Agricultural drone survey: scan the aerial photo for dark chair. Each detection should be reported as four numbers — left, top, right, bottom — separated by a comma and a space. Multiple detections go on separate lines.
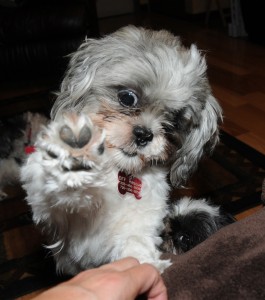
0, 0, 99, 116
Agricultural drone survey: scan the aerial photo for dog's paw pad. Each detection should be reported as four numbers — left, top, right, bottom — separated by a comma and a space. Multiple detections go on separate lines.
79, 125, 92, 148
59, 125, 76, 147
59, 125, 92, 149
40, 112, 106, 173
38, 111, 106, 174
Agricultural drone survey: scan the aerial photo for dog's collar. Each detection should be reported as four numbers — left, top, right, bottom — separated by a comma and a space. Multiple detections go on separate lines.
24, 124, 36, 154
118, 171, 142, 200
25, 145, 36, 154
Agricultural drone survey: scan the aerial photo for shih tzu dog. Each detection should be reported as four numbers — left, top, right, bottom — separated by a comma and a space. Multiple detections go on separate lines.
0, 112, 48, 200
161, 197, 235, 254
21, 26, 232, 275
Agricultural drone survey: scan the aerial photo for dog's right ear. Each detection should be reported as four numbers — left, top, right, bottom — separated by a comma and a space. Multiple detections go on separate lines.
51, 37, 107, 120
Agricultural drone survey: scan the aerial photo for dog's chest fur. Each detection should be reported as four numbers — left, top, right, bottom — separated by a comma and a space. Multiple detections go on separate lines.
45, 166, 169, 271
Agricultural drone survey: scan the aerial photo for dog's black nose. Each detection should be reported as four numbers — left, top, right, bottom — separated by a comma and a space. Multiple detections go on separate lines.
133, 126, 153, 147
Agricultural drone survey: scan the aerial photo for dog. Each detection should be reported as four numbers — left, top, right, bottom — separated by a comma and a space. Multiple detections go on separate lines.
21, 26, 229, 275
0, 112, 48, 200
161, 197, 235, 254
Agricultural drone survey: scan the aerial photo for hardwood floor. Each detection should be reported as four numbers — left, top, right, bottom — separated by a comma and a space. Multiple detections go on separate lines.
98, 11, 265, 155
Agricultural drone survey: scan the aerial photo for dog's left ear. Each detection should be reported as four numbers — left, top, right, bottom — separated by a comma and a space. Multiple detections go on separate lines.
170, 94, 222, 187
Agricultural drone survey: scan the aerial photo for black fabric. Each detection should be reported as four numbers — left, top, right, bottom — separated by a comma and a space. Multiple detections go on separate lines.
0, 3, 89, 42
0, 37, 84, 79
0, 0, 99, 81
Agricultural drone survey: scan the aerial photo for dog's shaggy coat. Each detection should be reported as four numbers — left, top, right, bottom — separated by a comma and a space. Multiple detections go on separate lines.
21, 26, 223, 274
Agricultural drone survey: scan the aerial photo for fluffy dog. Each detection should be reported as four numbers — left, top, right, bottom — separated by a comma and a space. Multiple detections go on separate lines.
161, 197, 235, 254
21, 26, 226, 274
0, 112, 48, 200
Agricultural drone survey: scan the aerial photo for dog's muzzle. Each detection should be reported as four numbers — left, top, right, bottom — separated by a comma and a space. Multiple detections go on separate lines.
133, 125, 153, 147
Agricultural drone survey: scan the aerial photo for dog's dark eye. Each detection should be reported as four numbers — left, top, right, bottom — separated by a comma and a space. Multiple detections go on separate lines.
178, 234, 191, 252
118, 90, 138, 107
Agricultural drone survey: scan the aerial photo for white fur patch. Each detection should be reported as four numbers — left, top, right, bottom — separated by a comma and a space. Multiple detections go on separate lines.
172, 197, 220, 218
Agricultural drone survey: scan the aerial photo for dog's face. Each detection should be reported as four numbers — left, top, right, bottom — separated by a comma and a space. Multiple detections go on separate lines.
160, 198, 235, 254
52, 26, 222, 187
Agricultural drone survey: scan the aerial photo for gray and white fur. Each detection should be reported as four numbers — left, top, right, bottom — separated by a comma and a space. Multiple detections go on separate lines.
21, 26, 226, 275
161, 197, 235, 254
0, 112, 48, 200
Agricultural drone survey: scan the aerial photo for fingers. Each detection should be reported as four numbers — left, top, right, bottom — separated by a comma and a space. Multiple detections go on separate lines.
69, 257, 140, 284
59, 258, 168, 300
100, 257, 140, 272
126, 263, 167, 300
101, 260, 167, 300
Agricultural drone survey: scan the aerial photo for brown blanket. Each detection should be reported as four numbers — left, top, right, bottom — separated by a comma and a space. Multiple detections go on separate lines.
162, 207, 265, 299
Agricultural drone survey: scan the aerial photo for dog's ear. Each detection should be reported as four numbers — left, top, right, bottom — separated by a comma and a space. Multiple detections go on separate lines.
170, 94, 222, 187
51, 37, 108, 119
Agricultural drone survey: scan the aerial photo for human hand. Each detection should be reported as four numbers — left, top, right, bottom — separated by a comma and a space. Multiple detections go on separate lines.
33, 257, 168, 300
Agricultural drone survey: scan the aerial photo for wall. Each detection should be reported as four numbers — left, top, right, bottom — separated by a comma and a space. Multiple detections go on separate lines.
96, 0, 134, 18
185, 0, 230, 14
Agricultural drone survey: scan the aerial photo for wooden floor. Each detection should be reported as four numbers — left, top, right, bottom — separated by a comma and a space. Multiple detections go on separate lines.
98, 11, 265, 155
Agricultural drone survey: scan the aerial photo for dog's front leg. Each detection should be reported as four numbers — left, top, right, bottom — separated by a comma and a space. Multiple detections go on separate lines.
115, 236, 172, 273
21, 112, 107, 221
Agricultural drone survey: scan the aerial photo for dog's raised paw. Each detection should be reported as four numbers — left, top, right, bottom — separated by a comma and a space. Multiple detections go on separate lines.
21, 112, 107, 211
37, 112, 106, 172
